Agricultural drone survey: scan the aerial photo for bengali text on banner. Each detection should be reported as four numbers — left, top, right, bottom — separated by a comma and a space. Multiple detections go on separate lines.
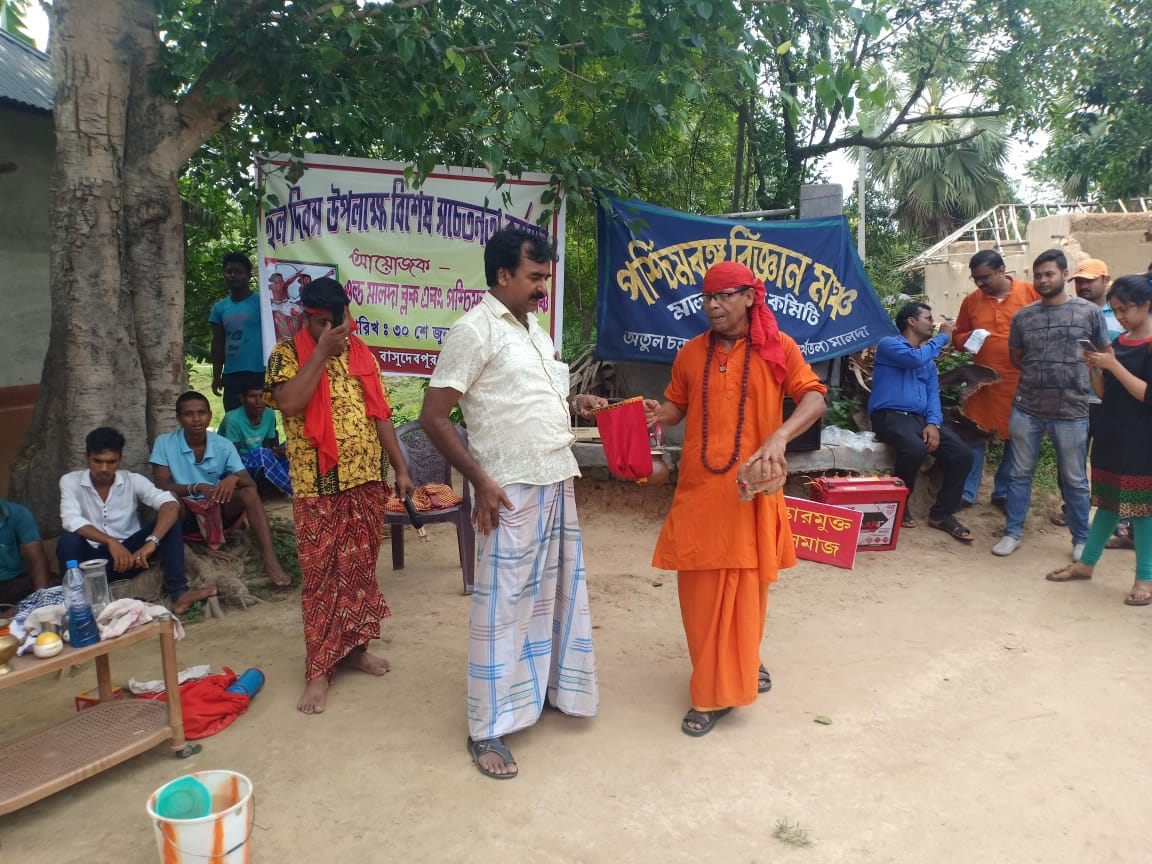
595, 192, 896, 364
783, 496, 863, 569
256, 153, 566, 374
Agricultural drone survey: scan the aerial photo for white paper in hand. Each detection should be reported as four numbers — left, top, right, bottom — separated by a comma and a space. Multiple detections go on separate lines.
964, 329, 990, 353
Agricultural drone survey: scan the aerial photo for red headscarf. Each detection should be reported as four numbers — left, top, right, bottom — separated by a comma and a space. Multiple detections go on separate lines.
702, 261, 787, 383
294, 312, 391, 475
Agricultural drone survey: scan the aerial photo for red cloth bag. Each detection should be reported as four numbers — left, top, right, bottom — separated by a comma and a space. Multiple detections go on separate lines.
594, 397, 654, 481
153, 667, 251, 740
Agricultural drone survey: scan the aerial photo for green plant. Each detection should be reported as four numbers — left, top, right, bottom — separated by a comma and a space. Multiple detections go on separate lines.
774, 819, 813, 848
986, 438, 1060, 493
825, 392, 862, 431
935, 348, 973, 407
269, 516, 302, 587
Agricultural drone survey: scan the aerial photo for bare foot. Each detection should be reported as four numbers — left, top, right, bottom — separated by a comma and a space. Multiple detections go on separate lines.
297, 677, 329, 714
267, 564, 292, 587
172, 586, 218, 615
339, 645, 391, 676
1045, 563, 1094, 582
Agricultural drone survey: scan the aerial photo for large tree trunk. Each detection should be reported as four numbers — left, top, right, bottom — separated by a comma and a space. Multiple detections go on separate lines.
9, 0, 219, 531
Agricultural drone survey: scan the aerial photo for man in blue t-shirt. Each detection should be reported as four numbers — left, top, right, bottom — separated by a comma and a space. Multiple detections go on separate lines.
870, 302, 975, 543
210, 252, 265, 411
0, 499, 51, 606
217, 386, 293, 496
150, 391, 291, 586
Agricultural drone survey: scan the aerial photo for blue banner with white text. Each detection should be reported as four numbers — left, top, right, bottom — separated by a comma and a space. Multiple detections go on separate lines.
595, 193, 896, 364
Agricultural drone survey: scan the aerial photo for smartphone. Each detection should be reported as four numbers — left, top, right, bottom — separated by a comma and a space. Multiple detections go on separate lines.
1078, 339, 1099, 353
331, 304, 344, 327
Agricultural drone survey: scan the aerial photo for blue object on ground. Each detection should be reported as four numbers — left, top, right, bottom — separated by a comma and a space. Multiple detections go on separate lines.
226, 668, 265, 699
155, 775, 212, 820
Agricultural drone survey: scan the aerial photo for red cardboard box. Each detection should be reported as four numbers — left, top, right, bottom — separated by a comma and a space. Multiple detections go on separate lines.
75, 686, 125, 712
809, 476, 909, 551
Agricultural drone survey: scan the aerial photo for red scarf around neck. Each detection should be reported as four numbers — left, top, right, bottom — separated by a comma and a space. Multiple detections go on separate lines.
293, 326, 390, 475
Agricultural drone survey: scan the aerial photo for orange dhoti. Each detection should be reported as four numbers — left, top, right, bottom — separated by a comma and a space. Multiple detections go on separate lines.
678, 568, 770, 710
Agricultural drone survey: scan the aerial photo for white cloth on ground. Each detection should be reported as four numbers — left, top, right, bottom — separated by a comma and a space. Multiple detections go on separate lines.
128, 665, 212, 695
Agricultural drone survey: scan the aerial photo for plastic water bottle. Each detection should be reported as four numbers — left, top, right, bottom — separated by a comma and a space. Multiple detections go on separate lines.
226, 668, 265, 699
64, 560, 101, 647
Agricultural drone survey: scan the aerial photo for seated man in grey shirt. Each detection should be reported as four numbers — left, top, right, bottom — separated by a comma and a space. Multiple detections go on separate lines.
993, 249, 1108, 559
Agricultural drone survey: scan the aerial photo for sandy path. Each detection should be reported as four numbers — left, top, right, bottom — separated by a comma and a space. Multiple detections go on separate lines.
2, 481, 1149, 863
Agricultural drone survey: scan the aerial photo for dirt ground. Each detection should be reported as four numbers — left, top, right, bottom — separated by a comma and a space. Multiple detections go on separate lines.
3, 479, 1151, 863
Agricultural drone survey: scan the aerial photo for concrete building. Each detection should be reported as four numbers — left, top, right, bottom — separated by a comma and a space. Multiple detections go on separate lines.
905, 205, 1152, 319
0, 31, 52, 494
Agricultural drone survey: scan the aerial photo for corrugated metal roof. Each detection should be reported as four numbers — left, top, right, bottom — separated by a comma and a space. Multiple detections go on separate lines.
0, 29, 51, 113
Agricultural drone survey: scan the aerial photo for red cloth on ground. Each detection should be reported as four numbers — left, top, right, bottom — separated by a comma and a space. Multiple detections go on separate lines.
702, 261, 787, 384
594, 398, 654, 480
293, 326, 391, 475
155, 668, 250, 740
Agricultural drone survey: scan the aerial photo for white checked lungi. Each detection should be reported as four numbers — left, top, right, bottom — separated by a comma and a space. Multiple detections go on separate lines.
467, 479, 599, 740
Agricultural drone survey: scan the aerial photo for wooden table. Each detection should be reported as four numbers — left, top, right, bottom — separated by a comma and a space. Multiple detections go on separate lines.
0, 617, 192, 816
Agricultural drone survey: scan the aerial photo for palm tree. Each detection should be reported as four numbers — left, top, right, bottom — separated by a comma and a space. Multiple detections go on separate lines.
863, 83, 1011, 242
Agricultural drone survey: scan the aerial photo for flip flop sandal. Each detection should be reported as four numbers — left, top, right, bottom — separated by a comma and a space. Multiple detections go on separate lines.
1049, 512, 1068, 527
682, 707, 732, 737
758, 665, 773, 694
928, 515, 974, 542
466, 736, 518, 779
1045, 567, 1091, 582
901, 516, 917, 529
1124, 589, 1152, 607
1106, 534, 1135, 550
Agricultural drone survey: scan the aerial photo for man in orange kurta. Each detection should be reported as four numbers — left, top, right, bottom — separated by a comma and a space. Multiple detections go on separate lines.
645, 262, 827, 737
952, 250, 1039, 507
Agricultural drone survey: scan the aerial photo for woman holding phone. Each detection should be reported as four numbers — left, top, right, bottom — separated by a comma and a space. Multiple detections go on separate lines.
1045, 274, 1152, 604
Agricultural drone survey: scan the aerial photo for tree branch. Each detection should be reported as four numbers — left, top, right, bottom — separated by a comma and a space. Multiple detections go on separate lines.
172, 53, 244, 167
798, 123, 992, 159
899, 110, 1001, 126
459, 32, 647, 56
301, 0, 438, 26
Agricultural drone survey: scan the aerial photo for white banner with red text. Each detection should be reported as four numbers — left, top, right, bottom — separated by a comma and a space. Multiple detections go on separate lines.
256, 153, 566, 374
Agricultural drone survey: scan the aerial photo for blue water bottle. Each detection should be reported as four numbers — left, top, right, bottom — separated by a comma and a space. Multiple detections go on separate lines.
226, 668, 265, 698
64, 560, 101, 647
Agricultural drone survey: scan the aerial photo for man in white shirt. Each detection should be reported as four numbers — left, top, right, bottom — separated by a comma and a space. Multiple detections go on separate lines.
58, 427, 217, 615
421, 227, 607, 780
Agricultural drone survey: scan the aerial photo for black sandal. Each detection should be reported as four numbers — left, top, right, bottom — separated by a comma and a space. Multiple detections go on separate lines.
681, 707, 732, 737
758, 664, 772, 694
466, 736, 518, 779
929, 514, 974, 543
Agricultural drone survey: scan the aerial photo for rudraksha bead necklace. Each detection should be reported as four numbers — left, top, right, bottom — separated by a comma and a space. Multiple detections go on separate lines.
701, 331, 751, 474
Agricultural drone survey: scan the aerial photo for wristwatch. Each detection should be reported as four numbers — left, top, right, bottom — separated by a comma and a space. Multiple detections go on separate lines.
146, 534, 161, 546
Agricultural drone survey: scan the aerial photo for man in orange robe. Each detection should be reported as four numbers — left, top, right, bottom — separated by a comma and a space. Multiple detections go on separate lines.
644, 261, 826, 737
952, 250, 1039, 508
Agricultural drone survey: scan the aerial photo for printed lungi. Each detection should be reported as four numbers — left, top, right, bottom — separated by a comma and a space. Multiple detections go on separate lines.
294, 480, 391, 681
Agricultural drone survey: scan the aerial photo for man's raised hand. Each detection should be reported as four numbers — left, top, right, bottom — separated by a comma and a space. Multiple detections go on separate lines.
316, 319, 351, 360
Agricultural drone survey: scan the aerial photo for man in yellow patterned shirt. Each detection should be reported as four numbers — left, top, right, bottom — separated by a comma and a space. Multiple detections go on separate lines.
266, 277, 414, 715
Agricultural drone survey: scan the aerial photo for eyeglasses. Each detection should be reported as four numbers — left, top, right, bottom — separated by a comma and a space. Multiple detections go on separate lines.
702, 287, 750, 303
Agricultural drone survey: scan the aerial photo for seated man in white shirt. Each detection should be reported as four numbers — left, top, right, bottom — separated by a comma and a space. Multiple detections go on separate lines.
57, 426, 217, 615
